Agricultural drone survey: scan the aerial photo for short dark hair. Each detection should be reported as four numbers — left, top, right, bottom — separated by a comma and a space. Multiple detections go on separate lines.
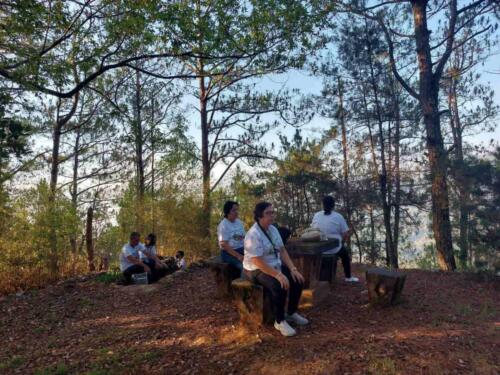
223, 200, 239, 218
176, 250, 184, 258
323, 196, 335, 215
254, 201, 272, 222
146, 233, 156, 246
130, 231, 140, 240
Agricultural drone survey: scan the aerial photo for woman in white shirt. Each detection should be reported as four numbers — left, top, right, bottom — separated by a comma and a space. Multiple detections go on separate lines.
244, 202, 309, 337
217, 201, 246, 271
142, 233, 167, 281
311, 196, 359, 282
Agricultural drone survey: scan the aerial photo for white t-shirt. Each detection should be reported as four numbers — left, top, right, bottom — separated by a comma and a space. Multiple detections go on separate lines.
176, 258, 187, 270
140, 245, 157, 260
243, 223, 284, 271
311, 210, 349, 254
119, 242, 146, 271
217, 218, 246, 250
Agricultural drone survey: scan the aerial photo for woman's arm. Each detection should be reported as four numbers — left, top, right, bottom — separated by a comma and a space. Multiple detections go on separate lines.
279, 247, 305, 284
126, 255, 151, 273
253, 256, 290, 290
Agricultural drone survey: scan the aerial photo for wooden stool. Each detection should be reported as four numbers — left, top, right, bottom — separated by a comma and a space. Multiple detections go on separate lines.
231, 278, 274, 327
207, 256, 241, 298
365, 268, 406, 307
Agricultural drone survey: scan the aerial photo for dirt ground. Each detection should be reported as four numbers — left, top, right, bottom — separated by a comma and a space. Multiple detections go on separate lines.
0, 264, 498, 375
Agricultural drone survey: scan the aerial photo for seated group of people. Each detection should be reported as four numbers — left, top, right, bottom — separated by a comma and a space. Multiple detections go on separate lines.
119, 232, 186, 285
217, 196, 358, 337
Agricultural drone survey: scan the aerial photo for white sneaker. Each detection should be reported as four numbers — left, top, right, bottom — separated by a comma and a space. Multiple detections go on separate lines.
274, 320, 297, 337
286, 312, 309, 326
345, 276, 359, 282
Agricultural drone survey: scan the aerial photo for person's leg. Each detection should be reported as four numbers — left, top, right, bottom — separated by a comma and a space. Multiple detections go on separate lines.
319, 256, 333, 281
337, 246, 352, 278
220, 248, 244, 272
123, 265, 145, 284
143, 259, 159, 283
281, 265, 303, 315
254, 271, 287, 323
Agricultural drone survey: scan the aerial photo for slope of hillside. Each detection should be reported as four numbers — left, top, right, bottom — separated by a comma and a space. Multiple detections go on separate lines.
0, 265, 498, 375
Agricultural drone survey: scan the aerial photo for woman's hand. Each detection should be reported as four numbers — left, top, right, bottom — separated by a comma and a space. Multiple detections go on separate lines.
290, 267, 305, 284
275, 272, 290, 290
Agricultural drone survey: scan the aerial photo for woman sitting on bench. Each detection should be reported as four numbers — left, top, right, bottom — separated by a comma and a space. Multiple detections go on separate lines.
217, 200, 246, 271
243, 201, 309, 337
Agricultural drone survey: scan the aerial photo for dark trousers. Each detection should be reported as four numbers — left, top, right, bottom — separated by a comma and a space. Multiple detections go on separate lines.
123, 264, 148, 284
144, 259, 168, 282
321, 246, 351, 279
249, 265, 303, 323
221, 247, 244, 271
123, 260, 165, 284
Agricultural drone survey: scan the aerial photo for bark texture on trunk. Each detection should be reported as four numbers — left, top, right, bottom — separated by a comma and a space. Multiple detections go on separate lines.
86, 206, 95, 272
412, 0, 456, 270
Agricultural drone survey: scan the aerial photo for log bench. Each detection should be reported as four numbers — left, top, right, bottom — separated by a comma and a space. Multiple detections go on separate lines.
231, 278, 274, 327
206, 255, 241, 298
365, 267, 406, 307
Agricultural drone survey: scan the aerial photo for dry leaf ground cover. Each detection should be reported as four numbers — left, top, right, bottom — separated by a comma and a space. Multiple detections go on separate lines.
0, 265, 498, 375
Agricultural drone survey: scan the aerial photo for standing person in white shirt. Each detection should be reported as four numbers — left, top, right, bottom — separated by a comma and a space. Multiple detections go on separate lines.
217, 200, 246, 271
244, 202, 309, 337
119, 232, 151, 284
312, 196, 359, 282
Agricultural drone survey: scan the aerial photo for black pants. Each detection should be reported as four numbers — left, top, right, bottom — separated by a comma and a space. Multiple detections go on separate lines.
123, 264, 148, 284
144, 259, 169, 282
123, 260, 164, 284
321, 246, 351, 279
249, 265, 303, 323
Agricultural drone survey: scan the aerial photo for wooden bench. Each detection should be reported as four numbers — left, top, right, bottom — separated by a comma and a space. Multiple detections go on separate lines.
231, 278, 274, 327
366, 267, 406, 307
206, 255, 241, 298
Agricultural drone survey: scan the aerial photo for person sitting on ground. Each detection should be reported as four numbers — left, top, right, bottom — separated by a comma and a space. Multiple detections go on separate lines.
141, 233, 167, 281
176, 250, 187, 270
119, 232, 153, 284
244, 201, 309, 337
311, 196, 359, 283
217, 200, 246, 271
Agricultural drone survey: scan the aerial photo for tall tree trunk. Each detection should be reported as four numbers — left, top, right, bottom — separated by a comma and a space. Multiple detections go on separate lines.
365, 26, 397, 268
48, 120, 62, 276
412, 0, 456, 270
150, 94, 156, 234
134, 69, 145, 233
369, 205, 376, 264
337, 77, 353, 250
70, 125, 81, 274
199, 65, 211, 240
48, 95, 79, 276
448, 74, 469, 268
85, 206, 95, 272
391, 79, 402, 259
362, 85, 387, 264
70, 127, 81, 210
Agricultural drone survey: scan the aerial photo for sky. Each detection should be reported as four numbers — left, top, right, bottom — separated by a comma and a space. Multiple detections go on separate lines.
183, 53, 500, 186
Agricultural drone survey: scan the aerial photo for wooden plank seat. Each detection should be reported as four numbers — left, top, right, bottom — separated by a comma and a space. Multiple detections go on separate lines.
206, 255, 241, 298
231, 278, 274, 327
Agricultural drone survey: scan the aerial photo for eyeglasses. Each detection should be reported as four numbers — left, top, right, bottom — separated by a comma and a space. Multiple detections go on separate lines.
264, 210, 276, 216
